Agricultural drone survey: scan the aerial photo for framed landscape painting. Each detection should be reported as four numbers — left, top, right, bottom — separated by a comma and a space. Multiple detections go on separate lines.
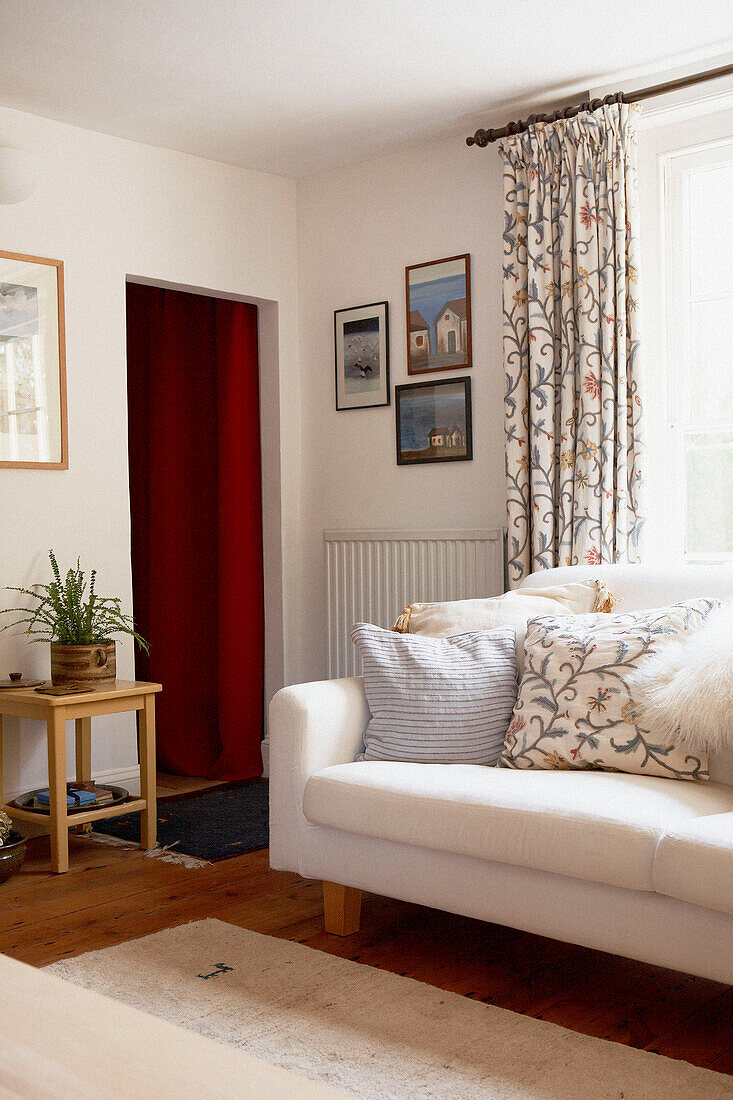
334, 301, 390, 410
405, 253, 471, 375
395, 376, 472, 466
0, 250, 67, 468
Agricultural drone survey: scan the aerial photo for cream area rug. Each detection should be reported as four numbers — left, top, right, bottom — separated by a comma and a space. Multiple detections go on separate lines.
46, 919, 733, 1100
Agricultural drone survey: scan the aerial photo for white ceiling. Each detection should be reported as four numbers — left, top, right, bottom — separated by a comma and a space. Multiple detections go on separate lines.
0, 0, 731, 178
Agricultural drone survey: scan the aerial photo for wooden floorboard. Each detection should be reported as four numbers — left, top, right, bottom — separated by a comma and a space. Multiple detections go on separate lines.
710, 1045, 733, 1075
156, 771, 227, 797
1, 832, 730, 1078
645, 985, 733, 1067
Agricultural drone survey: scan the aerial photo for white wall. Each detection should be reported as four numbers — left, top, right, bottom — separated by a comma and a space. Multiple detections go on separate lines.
295, 133, 506, 683
0, 106, 301, 797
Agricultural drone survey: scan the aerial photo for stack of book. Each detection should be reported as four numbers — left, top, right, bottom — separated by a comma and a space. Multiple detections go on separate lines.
34, 781, 115, 810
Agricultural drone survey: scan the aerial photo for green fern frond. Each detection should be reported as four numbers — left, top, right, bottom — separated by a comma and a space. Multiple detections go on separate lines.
0, 551, 149, 652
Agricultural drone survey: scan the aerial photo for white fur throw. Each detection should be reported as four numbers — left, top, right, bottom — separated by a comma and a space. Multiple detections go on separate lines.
630, 606, 733, 753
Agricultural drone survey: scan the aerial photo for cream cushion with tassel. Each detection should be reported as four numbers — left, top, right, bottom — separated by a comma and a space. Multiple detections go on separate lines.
393, 579, 618, 672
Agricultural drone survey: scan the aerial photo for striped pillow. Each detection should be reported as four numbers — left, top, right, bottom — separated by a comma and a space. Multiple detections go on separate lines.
352, 622, 518, 764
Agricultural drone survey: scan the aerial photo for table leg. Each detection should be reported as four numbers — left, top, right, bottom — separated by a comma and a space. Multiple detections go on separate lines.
47, 711, 69, 874
75, 717, 92, 783
138, 697, 157, 850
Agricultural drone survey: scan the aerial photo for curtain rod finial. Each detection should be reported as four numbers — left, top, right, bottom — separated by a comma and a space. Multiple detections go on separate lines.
466, 128, 491, 147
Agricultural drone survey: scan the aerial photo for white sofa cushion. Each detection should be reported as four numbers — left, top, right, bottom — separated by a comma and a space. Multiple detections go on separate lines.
303, 762, 733, 892
653, 812, 733, 917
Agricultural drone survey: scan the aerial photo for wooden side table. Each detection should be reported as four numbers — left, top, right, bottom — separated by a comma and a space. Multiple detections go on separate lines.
0, 680, 162, 873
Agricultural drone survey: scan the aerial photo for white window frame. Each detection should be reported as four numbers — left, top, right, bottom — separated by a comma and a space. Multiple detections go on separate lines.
660, 136, 733, 563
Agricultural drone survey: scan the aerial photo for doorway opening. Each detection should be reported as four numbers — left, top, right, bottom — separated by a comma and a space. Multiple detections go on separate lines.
125, 281, 265, 790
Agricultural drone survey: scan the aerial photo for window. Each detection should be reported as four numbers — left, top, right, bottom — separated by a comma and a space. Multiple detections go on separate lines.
662, 139, 733, 561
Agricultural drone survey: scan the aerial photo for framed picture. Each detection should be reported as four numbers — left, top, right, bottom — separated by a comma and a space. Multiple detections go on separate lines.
334, 301, 390, 410
395, 376, 472, 466
0, 250, 67, 468
405, 253, 471, 375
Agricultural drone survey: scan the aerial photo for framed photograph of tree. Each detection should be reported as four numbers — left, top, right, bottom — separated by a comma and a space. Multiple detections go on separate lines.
0, 250, 67, 469
405, 254, 471, 375
334, 300, 390, 410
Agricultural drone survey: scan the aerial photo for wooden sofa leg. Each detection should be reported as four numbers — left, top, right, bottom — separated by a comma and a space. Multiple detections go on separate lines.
323, 881, 362, 936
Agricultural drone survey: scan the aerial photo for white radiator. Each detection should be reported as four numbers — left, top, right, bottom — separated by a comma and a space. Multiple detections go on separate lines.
325, 528, 505, 678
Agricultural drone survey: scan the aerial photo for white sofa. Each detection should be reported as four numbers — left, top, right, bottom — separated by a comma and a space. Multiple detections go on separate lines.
269, 564, 733, 984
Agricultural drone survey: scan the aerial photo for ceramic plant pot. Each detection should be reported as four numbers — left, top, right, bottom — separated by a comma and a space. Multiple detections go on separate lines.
0, 829, 28, 884
50, 641, 116, 686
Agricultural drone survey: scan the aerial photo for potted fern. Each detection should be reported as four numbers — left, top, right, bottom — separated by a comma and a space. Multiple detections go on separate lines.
1, 551, 148, 686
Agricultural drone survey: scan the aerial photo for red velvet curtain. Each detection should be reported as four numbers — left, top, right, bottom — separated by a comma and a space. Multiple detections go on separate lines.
126, 283, 264, 779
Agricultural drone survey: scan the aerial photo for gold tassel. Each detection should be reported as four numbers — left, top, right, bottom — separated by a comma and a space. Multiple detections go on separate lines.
593, 580, 621, 613
392, 606, 412, 633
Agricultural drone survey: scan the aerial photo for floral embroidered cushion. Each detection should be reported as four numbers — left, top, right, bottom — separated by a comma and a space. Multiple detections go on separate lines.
498, 599, 720, 782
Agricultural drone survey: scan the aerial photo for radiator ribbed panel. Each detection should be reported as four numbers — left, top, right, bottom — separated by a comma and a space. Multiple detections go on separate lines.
325, 529, 505, 679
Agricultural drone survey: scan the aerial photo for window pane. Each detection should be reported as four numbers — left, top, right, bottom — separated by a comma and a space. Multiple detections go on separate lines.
688, 163, 733, 299
685, 430, 733, 555
689, 299, 733, 422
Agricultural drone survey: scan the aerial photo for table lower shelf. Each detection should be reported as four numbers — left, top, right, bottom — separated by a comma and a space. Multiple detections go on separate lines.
4, 798, 147, 827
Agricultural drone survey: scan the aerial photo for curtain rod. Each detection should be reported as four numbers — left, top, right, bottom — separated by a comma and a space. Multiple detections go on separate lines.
466, 61, 733, 147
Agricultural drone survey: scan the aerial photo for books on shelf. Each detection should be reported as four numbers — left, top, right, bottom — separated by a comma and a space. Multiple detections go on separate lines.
34, 781, 115, 809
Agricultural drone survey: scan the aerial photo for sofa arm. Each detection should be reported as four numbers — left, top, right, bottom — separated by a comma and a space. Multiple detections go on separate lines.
268, 677, 370, 874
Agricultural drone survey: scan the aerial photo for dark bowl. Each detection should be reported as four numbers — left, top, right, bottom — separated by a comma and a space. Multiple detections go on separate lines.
0, 829, 28, 884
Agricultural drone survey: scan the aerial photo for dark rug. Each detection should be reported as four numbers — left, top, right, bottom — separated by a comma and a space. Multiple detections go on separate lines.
94, 780, 269, 862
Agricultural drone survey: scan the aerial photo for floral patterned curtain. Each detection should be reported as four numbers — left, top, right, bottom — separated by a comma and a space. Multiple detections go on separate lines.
500, 101, 644, 586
